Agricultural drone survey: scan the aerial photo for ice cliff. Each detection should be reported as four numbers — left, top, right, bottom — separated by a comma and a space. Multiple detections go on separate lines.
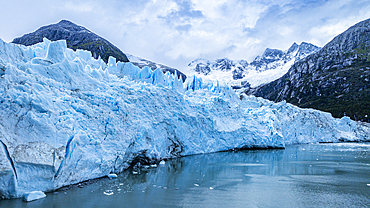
0, 38, 369, 199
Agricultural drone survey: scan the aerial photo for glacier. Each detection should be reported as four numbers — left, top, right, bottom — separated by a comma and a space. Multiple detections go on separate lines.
0, 38, 369, 199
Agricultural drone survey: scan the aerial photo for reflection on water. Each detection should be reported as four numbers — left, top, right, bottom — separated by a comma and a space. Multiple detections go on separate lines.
1, 143, 370, 208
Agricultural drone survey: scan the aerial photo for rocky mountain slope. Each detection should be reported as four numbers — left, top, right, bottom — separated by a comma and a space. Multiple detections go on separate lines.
12, 20, 129, 63
249, 18, 370, 122
12, 20, 186, 80
187, 42, 320, 88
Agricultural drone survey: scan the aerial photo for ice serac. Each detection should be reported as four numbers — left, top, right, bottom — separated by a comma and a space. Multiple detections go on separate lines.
126, 53, 187, 82
45, 40, 67, 63
0, 39, 369, 199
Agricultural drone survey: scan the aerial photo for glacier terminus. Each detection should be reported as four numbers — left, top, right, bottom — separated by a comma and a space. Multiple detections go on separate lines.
0, 38, 369, 199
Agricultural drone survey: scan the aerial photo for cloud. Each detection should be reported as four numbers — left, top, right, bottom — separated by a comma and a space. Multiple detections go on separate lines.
64, 2, 94, 12
1, 0, 370, 72
157, 0, 204, 32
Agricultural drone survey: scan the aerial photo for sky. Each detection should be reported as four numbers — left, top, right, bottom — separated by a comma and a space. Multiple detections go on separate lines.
1, 0, 370, 71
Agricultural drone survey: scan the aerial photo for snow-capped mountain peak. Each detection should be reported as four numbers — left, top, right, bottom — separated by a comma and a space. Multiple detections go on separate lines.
187, 58, 240, 75
287, 42, 299, 54
292, 42, 320, 59
187, 42, 320, 88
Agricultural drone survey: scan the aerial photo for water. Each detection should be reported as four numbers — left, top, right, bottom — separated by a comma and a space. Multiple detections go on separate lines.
1, 143, 370, 208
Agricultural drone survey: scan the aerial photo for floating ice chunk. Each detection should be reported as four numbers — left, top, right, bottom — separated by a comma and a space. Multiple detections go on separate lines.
150, 164, 157, 168
209, 187, 214, 190
103, 190, 114, 196
107, 173, 117, 179
23, 191, 46, 202
159, 160, 165, 165
194, 184, 199, 187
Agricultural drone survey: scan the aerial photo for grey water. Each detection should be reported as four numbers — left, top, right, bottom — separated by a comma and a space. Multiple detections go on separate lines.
1, 143, 370, 208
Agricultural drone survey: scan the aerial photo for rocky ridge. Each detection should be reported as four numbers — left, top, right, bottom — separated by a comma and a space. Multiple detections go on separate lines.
187, 42, 320, 88
249, 18, 370, 122
12, 20, 129, 63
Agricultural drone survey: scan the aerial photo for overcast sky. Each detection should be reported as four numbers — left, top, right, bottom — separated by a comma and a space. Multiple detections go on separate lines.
1, 0, 370, 71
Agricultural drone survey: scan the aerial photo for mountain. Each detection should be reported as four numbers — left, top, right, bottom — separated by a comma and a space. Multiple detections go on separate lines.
187, 42, 320, 88
12, 20, 129, 63
126, 54, 187, 82
249, 18, 370, 122
251, 42, 320, 71
12, 20, 187, 80
1, 38, 369, 199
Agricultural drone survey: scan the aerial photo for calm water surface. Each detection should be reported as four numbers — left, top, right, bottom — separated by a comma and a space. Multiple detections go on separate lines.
1, 143, 370, 208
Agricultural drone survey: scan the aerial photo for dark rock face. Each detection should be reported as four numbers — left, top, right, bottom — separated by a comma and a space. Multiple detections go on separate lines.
213, 58, 235, 72
195, 63, 211, 75
12, 20, 129, 63
189, 58, 237, 76
250, 18, 370, 122
232, 66, 245, 80
191, 58, 238, 75
251, 42, 320, 72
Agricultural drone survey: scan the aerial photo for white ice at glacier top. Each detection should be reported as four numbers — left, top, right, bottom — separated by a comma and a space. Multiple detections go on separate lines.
0, 38, 369, 199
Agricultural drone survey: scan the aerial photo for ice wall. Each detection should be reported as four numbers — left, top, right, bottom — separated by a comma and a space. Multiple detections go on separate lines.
0, 38, 369, 199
